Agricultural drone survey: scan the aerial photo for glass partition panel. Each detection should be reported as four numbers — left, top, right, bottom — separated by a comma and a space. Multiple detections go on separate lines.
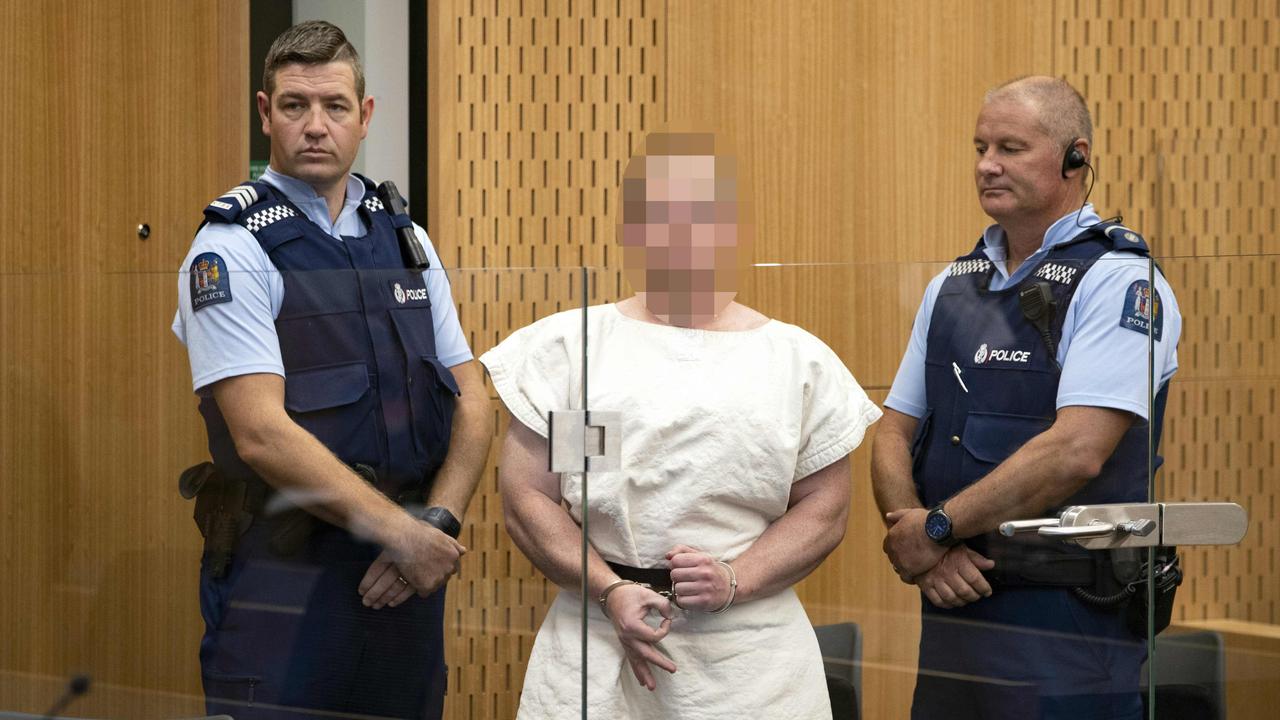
1148, 134, 1280, 720
0, 264, 594, 720
578, 255, 1158, 719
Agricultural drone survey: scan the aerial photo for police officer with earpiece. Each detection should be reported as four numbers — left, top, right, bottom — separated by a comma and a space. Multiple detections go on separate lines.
172, 21, 492, 720
872, 76, 1181, 719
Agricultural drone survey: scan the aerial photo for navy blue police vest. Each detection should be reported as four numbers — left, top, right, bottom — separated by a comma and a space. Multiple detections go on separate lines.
913, 223, 1167, 554
197, 176, 458, 497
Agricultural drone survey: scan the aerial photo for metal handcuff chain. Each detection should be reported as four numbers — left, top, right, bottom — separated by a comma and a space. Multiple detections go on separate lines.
599, 560, 739, 617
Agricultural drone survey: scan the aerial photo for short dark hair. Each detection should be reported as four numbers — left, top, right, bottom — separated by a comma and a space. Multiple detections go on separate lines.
262, 20, 365, 99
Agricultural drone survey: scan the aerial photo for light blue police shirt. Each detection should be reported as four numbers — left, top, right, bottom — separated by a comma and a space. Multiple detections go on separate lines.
885, 205, 1181, 421
172, 166, 472, 392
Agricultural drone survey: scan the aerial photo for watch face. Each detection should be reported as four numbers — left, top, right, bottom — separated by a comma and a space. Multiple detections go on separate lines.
925, 511, 951, 541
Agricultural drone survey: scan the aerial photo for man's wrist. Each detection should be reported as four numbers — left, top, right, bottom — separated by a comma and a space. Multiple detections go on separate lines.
924, 502, 960, 546
351, 502, 416, 550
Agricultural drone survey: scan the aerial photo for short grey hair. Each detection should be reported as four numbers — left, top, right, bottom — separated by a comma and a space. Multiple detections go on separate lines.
986, 75, 1093, 150
263, 20, 365, 99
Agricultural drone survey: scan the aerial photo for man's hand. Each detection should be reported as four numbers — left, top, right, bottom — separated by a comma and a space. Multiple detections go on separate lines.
666, 544, 732, 612
884, 508, 947, 580
916, 545, 995, 609
605, 583, 677, 691
359, 520, 466, 608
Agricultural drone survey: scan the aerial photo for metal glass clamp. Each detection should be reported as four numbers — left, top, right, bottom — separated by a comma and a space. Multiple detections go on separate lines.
548, 410, 622, 473
999, 502, 1247, 550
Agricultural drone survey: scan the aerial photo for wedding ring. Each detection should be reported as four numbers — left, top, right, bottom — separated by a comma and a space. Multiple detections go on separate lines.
396, 575, 409, 586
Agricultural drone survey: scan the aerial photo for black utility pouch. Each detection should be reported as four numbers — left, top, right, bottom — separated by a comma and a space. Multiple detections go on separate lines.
180, 462, 254, 578
1124, 547, 1182, 637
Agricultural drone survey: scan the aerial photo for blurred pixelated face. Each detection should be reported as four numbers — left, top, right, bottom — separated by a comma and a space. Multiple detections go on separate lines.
973, 97, 1069, 223
257, 61, 372, 192
619, 150, 745, 327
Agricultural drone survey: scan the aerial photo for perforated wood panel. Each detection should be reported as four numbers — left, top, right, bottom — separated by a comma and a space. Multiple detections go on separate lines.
1156, 139, 1280, 625
1057, 1, 1280, 628
427, 2, 662, 716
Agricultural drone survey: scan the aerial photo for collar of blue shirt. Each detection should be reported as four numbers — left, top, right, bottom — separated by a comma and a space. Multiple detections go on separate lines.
260, 165, 367, 237
980, 204, 1101, 289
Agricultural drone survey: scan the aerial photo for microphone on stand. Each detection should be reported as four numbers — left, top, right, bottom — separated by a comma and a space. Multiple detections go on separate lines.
41, 673, 91, 719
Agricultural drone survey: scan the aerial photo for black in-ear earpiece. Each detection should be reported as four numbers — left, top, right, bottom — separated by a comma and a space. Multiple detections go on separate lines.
1061, 140, 1087, 178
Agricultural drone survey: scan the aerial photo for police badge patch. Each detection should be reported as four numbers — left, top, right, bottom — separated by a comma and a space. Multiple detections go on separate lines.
1119, 279, 1162, 340
190, 252, 233, 312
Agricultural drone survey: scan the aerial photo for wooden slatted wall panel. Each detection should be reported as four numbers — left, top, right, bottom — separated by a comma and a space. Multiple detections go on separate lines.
0, 0, 246, 715
427, 1, 660, 717
1056, 0, 1280, 627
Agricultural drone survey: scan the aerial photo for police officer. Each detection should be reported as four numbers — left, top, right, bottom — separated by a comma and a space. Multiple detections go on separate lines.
872, 76, 1181, 719
172, 21, 492, 720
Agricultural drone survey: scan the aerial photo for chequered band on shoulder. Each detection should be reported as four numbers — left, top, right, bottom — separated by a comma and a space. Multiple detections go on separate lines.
949, 259, 992, 276
363, 196, 385, 213
244, 204, 297, 233
1034, 262, 1079, 285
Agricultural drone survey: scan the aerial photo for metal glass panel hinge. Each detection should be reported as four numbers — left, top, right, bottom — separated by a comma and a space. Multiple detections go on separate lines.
547, 410, 622, 473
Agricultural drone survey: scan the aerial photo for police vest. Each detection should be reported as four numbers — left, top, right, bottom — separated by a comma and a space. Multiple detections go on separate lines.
197, 176, 458, 497
913, 223, 1168, 553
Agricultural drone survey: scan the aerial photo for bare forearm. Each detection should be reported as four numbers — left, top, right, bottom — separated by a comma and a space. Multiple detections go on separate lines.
426, 388, 493, 519
503, 490, 619, 598
238, 422, 412, 546
871, 412, 924, 522
731, 459, 851, 603
947, 407, 1133, 538
731, 494, 847, 603
947, 436, 1090, 538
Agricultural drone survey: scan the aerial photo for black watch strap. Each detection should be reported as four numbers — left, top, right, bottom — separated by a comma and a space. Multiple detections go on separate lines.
422, 506, 462, 539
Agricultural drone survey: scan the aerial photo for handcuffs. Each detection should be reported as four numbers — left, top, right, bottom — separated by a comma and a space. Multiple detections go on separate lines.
599, 560, 738, 616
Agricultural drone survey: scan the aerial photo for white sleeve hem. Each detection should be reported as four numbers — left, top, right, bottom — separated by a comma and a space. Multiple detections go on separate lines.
1055, 394, 1150, 421
883, 395, 926, 419
794, 402, 883, 480
193, 364, 286, 393
481, 354, 550, 438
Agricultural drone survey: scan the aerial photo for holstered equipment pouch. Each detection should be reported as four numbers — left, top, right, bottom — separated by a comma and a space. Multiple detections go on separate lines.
1067, 546, 1181, 636
1123, 547, 1182, 637
182, 461, 434, 563
179, 462, 257, 578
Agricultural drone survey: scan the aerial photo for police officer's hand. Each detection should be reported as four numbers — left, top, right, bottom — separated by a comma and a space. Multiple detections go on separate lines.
916, 545, 995, 609
605, 583, 676, 691
883, 508, 947, 580
359, 550, 419, 609
665, 544, 733, 612
359, 521, 466, 608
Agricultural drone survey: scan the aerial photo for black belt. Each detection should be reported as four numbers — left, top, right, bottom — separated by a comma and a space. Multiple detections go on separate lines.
607, 562, 672, 591
983, 553, 1096, 588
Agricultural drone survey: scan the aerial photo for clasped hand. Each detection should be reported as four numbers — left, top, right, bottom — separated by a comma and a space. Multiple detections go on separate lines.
606, 544, 735, 691
883, 509, 994, 609
358, 520, 467, 609
665, 544, 733, 612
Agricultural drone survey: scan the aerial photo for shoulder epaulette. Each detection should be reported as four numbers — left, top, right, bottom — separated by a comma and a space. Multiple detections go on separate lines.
1099, 223, 1149, 252
203, 181, 271, 224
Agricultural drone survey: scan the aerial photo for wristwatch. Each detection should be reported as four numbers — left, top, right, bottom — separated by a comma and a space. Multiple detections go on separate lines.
924, 503, 959, 546
421, 506, 462, 539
